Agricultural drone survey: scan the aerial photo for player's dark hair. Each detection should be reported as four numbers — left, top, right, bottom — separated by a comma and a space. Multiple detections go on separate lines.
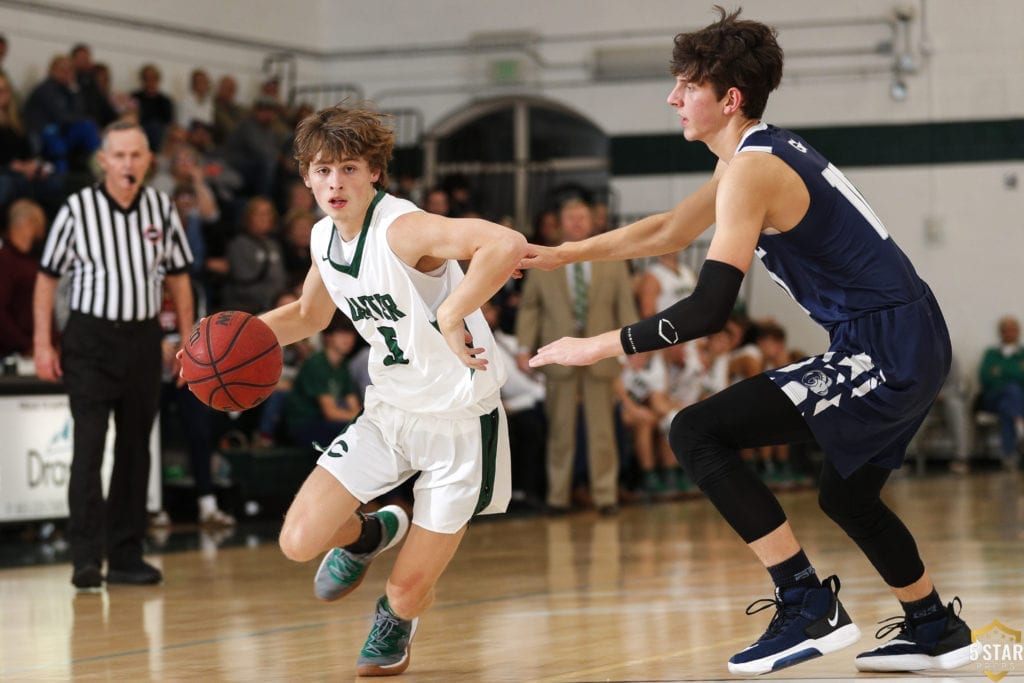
670, 5, 783, 119
293, 103, 393, 190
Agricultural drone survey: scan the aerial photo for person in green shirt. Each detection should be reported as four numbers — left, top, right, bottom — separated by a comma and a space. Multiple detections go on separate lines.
286, 312, 362, 447
978, 315, 1024, 468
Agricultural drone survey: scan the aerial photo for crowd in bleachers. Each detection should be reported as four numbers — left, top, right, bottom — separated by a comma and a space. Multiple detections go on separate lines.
2, 38, 818, 521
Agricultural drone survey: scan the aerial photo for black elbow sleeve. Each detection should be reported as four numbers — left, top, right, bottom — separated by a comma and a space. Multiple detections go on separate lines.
620, 259, 744, 354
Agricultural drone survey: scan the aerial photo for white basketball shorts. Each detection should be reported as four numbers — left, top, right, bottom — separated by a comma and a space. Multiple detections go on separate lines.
315, 393, 511, 534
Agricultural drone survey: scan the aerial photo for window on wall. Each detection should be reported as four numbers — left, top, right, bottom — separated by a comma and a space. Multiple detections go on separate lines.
425, 97, 610, 236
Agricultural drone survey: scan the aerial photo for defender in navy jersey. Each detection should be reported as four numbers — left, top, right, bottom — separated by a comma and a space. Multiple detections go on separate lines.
525, 7, 971, 676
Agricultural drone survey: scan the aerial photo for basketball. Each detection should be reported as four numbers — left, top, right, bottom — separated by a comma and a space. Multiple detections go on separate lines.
181, 310, 283, 412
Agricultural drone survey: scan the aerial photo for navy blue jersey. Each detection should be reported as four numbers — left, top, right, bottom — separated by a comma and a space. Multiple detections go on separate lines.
741, 123, 924, 328
737, 123, 951, 475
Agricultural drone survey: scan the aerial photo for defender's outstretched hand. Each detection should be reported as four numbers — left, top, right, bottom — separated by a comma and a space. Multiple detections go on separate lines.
529, 329, 624, 368
518, 243, 566, 272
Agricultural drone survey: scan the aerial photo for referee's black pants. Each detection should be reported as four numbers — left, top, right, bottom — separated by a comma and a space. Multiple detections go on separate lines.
61, 312, 162, 570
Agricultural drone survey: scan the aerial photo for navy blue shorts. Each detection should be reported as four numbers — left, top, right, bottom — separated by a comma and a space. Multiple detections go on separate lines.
767, 292, 951, 477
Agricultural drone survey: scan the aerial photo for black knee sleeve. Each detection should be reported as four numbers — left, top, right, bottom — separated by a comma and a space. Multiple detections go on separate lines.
670, 405, 787, 544
818, 461, 925, 588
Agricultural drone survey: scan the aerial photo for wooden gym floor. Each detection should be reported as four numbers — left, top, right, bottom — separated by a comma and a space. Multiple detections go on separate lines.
1, 470, 1022, 682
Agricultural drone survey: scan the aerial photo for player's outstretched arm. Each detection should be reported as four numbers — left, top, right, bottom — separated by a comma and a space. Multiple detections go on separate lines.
519, 165, 723, 271
390, 212, 528, 370
260, 264, 337, 347
529, 329, 624, 368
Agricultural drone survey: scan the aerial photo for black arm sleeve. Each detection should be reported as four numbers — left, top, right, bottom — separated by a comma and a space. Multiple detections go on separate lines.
620, 259, 744, 355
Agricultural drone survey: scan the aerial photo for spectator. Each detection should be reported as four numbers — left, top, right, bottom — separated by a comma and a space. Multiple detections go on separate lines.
91, 63, 136, 124
256, 76, 290, 134
22, 54, 100, 173
591, 200, 610, 234
212, 75, 245, 145
217, 195, 287, 314
176, 68, 214, 130
131, 63, 175, 151
223, 97, 286, 197
0, 33, 20, 108
0, 34, 13, 95
390, 171, 422, 205
185, 121, 243, 209
171, 181, 218, 298
281, 208, 315, 287
152, 143, 219, 220
1, 72, 63, 214
515, 197, 638, 515
442, 173, 474, 217
637, 250, 697, 318
422, 187, 449, 216
70, 43, 115, 127
284, 311, 362, 447
281, 177, 317, 215
978, 315, 1024, 470
616, 350, 683, 498
0, 199, 46, 358
532, 207, 560, 247
909, 354, 973, 474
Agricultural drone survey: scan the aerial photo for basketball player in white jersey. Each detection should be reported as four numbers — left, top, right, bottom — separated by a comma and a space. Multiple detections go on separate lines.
258, 104, 527, 676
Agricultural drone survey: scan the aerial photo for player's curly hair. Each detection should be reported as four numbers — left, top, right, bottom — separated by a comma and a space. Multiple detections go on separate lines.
293, 102, 394, 190
670, 6, 783, 120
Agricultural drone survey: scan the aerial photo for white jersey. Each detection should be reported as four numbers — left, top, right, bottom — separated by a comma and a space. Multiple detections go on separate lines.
311, 191, 505, 417
620, 352, 668, 403
648, 259, 697, 312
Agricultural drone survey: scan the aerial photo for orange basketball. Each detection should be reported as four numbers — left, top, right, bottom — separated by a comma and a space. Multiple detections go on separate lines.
181, 310, 282, 412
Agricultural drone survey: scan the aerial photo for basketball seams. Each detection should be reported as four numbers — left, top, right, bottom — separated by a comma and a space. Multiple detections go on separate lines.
216, 314, 254, 363
181, 342, 281, 384
182, 310, 283, 411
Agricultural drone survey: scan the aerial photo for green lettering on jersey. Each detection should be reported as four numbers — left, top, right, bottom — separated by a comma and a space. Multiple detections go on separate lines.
379, 326, 410, 366
377, 294, 406, 322
345, 294, 407, 322
347, 297, 370, 321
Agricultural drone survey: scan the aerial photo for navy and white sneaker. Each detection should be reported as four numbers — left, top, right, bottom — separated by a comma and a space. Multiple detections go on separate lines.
728, 575, 861, 675
855, 597, 972, 672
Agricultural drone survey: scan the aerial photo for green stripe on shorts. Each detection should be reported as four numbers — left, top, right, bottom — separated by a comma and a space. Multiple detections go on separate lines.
473, 408, 499, 515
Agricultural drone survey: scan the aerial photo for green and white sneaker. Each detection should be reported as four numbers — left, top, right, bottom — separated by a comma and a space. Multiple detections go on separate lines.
356, 596, 418, 677
313, 505, 409, 602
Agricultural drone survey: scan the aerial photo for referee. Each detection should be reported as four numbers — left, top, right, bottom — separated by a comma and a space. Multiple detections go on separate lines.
33, 120, 195, 591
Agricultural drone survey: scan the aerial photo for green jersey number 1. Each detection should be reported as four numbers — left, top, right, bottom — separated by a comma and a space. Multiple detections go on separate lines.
378, 326, 410, 366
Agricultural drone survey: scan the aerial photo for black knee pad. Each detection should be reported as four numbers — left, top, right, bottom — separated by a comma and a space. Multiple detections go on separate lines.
818, 481, 878, 534
669, 405, 710, 482
669, 403, 740, 487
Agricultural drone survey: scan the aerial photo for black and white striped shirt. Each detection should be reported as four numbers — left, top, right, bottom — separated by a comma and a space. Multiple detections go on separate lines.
40, 184, 193, 321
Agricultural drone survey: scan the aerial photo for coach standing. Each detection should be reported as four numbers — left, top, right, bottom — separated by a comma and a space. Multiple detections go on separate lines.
33, 120, 194, 591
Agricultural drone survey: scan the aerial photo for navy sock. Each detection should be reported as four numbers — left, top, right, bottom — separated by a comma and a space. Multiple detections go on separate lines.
901, 588, 944, 626
767, 549, 821, 591
343, 513, 382, 554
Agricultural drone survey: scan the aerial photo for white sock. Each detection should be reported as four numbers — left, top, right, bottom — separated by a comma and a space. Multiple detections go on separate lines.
198, 494, 218, 516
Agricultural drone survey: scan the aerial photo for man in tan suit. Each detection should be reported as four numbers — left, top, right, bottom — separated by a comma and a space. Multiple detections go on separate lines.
516, 198, 638, 513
